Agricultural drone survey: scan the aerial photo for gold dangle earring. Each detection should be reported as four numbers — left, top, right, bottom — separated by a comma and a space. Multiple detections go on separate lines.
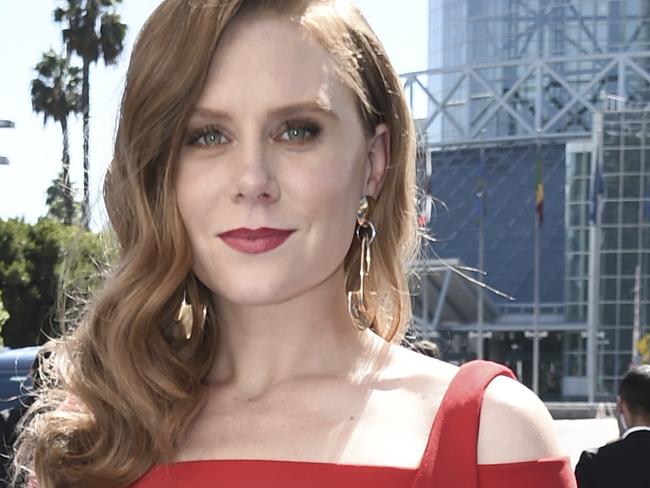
347, 196, 377, 331
176, 291, 206, 340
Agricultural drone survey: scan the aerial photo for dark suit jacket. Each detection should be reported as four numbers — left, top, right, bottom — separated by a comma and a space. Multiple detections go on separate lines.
574, 430, 650, 488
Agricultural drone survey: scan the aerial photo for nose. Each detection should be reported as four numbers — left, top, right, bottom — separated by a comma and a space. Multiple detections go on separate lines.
232, 141, 280, 204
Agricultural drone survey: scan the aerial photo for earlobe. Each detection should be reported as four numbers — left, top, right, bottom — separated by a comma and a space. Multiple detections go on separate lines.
364, 123, 390, 198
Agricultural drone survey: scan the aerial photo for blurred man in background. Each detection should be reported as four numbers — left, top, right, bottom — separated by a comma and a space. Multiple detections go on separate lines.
575, 365, 650, 488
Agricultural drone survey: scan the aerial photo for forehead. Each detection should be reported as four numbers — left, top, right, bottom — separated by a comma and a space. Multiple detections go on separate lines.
195, 13, 357, 117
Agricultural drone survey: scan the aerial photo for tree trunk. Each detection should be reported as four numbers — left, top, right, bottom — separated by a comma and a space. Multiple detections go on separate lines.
82, 59, 90, 229
61, 117, 73, 225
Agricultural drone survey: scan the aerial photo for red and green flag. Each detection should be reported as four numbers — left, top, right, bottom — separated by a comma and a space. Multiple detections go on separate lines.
535, 154, 544, 225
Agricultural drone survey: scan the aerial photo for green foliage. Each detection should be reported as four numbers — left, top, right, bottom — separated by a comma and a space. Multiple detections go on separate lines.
0, 291, 9, 341
0, 218, 108, 347
46, 170, 81, 224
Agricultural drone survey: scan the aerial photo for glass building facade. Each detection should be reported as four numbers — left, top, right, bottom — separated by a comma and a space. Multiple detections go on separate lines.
406, 0, 650, 399
564, 112, 650, 395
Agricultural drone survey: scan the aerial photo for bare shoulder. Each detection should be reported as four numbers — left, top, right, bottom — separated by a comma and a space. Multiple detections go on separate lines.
478, 375, 563, 464
378, 343, 457, 427
383, 345, 563, 465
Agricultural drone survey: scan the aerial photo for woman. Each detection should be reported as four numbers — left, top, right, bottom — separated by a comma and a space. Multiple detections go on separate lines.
14, 1, 576, 487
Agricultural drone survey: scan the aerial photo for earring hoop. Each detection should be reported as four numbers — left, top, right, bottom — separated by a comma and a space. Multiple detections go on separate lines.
347, 196, 376, 331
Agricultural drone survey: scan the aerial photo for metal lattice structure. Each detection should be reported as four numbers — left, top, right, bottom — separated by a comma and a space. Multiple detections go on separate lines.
408, 0, 650, 148
402, 50, 650, 147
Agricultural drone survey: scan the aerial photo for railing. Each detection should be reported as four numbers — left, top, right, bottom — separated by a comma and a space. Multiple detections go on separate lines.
497, 302, 565, 316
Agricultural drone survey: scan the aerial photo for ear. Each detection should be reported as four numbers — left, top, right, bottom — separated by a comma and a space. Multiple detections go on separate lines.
619, 396, 630, 417
363, 123, 390, 198
618, 397, 630, 414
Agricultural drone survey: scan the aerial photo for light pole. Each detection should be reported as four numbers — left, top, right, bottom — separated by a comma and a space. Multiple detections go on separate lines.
0, 120, 16, 165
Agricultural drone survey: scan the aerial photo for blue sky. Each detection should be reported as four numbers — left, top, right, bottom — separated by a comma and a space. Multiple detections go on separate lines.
0, 1, 428, 229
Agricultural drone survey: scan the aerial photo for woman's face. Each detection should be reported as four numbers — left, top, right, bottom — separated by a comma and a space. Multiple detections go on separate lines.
176, 13, 387, 307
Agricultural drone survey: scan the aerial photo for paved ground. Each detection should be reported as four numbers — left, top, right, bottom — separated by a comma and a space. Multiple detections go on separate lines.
554, 418, 620, 467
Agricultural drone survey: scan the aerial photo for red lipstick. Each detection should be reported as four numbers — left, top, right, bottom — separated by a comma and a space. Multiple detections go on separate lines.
218, 227, 295, 254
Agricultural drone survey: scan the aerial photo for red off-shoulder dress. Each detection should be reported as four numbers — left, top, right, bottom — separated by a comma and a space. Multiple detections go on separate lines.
130, 361, 576, 487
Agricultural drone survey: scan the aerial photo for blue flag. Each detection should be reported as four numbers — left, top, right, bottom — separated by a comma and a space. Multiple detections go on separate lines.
589, 152, 604, 225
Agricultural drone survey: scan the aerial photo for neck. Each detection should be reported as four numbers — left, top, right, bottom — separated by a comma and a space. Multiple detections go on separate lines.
626, 415, 650, 430
206, 265, 389, 398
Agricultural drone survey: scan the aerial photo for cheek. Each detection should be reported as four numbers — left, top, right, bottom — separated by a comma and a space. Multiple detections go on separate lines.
175, 159, 222, 226
174, 161, 229, 280
299, 163, 363, 259
174, 163, 224, 287
175, 156, 197, 211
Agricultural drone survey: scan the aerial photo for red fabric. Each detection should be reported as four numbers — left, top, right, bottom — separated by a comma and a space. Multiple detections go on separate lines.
130, 360, 577, 488
411, 360, 576, 487
132, 461, 414, 487
411, 359, 517, 486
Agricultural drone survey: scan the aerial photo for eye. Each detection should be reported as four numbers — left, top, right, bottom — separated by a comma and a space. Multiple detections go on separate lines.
187, 126, 229, 147
278, 121, 321, 143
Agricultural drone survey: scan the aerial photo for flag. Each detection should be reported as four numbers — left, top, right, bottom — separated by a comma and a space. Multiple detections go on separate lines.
535, 152, 544, 225
418, 194, 432, 227
589, 151, 604, 225
476, 153, 486, 225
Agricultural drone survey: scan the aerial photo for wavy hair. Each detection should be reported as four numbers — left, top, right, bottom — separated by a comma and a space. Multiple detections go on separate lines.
12, 1, 419, 486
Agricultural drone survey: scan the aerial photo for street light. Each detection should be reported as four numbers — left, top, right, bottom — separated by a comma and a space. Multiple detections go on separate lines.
0, 119, 15, 165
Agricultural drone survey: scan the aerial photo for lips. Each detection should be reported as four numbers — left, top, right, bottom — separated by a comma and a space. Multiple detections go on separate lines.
218, 227, 294, 239
218, 227, 295, 254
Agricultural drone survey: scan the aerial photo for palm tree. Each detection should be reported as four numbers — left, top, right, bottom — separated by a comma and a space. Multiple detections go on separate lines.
46, 170, 81, 223
54, 0, 127, 228
31, 50, 82, 226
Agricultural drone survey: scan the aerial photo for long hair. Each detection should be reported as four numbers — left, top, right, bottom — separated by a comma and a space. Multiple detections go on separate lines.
12, 1, 418, 486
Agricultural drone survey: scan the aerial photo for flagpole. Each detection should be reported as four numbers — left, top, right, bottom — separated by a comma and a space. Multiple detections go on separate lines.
633, 264, 641, 366
586, 195, 601, 403
533, 137, 542, 395
477, 136, 485, 360
587, 113, 603, 403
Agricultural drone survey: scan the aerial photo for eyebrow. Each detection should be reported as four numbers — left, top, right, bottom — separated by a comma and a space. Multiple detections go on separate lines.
190, 101, 339, 122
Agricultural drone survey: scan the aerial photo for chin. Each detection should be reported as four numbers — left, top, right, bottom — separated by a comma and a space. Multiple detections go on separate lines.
197, 255, 344, 307
213, 278, 302, 307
